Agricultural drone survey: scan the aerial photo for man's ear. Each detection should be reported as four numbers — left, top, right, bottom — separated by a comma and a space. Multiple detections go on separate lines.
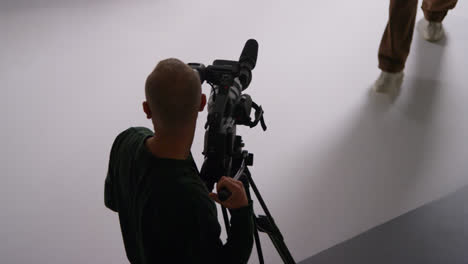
199, 93, 207, 112
143, 101, 152, 119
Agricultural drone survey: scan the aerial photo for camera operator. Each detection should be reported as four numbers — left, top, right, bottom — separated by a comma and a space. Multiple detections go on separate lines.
104, 58, 254, 264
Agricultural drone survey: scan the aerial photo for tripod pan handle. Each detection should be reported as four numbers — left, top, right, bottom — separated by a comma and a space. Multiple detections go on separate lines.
218, 187, 232, 202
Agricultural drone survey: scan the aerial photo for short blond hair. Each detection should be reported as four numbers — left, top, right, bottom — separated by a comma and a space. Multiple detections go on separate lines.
145, 58, 201, 129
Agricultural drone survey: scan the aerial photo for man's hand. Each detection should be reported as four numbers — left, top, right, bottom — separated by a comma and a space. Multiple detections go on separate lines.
209, 176, 248, 209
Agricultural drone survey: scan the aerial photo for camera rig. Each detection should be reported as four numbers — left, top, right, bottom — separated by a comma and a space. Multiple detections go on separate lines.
189, 39, 295, 264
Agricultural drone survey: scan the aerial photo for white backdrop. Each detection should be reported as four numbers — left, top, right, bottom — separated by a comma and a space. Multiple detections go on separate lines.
1, 0, 467, 263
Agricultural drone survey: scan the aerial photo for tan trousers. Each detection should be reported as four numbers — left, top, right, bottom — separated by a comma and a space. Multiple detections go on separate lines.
378, 0, 458, 73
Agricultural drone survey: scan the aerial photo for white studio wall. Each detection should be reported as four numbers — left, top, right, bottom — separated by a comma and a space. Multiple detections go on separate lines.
1, 1, 467, 263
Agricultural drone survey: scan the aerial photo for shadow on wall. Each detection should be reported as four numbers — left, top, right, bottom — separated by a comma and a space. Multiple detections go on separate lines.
290, 24, 450, 260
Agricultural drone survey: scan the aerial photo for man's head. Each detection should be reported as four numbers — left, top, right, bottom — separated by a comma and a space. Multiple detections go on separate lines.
143, 58, 206, 135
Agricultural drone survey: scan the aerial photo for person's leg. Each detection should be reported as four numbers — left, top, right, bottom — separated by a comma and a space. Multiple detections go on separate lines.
422, 0, 458, 22
374, 0, 418, 95
378, 0, 419, 73
419, 0, 457, 41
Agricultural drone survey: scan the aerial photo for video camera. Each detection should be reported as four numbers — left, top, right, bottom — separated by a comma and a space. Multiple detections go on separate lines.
189, 40, 296, 264
188, 39, 266, 196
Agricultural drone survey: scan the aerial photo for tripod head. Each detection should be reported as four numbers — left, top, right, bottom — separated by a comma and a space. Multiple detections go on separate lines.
188, 39, 266, 194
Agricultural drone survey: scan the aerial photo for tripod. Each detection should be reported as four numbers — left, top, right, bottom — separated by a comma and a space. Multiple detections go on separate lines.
220, 135, 296, 264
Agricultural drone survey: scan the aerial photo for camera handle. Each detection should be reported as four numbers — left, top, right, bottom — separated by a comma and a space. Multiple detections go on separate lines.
218, 151, 251, 201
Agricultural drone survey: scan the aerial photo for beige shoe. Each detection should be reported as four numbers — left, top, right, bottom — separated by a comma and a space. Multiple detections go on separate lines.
373, 71, 404, 94
422, 19, 445, 42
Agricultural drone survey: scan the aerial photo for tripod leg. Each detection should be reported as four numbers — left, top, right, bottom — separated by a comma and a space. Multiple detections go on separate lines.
252, 224, 264, 264
221, 206, 230, 233
258, 215, 295, 264
247, 173, 296, 264
244, 183, 265, 264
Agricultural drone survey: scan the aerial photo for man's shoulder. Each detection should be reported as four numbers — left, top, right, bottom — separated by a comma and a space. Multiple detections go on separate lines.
115, 126, 153, 141
111, 127, 153, 150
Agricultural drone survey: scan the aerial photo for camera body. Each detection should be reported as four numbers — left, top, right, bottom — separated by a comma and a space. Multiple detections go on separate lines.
189, 60, 256, 191
189, 39, 264, 192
